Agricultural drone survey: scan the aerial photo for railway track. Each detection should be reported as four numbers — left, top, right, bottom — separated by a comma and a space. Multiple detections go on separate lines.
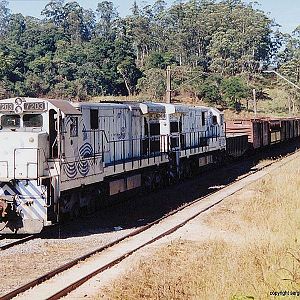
2, 150, 299, 300
0, 235, 35, 251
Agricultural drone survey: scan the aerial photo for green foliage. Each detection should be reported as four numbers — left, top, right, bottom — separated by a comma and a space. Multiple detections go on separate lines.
221, 77, 250, 109
0, 0, 294, 105
137, 68, 166, 100
276, 28, 300, 111
200, 76, 223, 104
145, 52, 177, 70
0, 0, 142, 99
0, 51, 13, 76
96, 1, 118, 40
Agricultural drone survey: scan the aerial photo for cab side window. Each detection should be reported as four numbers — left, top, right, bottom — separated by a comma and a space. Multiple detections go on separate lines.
70, 116, 78, 137
201, 112, 206, 126
90, 109, 99, 130
212, 116, 218, 125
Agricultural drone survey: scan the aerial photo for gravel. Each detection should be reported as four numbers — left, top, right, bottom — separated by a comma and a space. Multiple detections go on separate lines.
0, 228, 134, 296
0, 140, 299, 296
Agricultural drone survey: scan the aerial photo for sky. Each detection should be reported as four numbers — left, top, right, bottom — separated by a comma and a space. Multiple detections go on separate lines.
6, 0, 300, 34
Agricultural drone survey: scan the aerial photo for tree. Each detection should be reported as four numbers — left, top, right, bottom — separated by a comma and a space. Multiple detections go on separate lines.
0, 0, 10, 36
145, 52, 177, 69
137, 68, 165, 100
42, 1, 95, 43
114, 35, 142, 96
208, 1, 275, 75
41, 0, 65, 27
277, 26, 300, 112
96, 1, 118, 40
0, 50, 13, 77
131, 1, 139, 16
198, 75, 223, 105
221, 77, 249, 109
0, 0, 284, 103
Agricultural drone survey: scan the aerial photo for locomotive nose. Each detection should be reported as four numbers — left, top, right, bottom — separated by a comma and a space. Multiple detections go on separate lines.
0, 131, 48, 180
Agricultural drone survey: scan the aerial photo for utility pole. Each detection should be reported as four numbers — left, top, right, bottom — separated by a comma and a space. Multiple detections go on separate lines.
252, 88, 257, 117
165, 66, 171, 104
263, 70, 300, 116
263, 70, 300, 91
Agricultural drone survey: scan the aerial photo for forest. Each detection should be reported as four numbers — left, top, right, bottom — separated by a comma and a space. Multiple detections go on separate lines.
0, 0, 299, 109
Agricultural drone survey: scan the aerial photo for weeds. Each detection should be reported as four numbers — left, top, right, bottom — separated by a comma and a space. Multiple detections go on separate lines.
99, 156, 300, 300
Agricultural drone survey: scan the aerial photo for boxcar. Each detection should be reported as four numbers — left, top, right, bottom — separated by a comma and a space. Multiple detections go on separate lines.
226, 133, 249, 158
268, 119, 281, 144
226, 119, 269, 149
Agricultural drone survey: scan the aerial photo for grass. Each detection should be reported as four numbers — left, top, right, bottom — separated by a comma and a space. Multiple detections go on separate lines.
97, 155, 300, 300
259, 88, 297, 116
224, 87, 296, 120
91, 86, 296, 120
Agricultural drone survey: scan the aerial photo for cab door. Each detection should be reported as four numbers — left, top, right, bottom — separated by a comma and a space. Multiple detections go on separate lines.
49, 109, 58, 158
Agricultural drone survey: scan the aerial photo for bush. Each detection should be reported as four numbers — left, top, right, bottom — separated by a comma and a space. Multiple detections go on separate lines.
221, 77, 250, 109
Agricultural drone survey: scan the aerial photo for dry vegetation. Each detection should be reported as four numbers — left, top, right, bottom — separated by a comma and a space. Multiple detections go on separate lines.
98, 156, 300, 300
91, 87, 294, 121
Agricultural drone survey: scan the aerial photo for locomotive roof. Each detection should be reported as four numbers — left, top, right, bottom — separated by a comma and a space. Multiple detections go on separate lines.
75, 102, 130, 109
136, 102, 165, 114
0, 97, 82, 115
48, 99, 81, 115
73, 101, 166, 115
157, 103, 190, 114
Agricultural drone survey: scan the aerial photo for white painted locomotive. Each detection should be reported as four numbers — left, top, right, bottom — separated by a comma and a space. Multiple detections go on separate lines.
0, 97, 225, 234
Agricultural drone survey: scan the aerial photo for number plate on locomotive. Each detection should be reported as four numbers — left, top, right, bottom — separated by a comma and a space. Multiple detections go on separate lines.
24, 102, 46, 111
0, 103, 14, 111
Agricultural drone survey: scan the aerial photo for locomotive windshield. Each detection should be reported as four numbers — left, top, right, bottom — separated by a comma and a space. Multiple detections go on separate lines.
1, 114, 20, 128
0, 114, 43, 128
23, 114, 43, 127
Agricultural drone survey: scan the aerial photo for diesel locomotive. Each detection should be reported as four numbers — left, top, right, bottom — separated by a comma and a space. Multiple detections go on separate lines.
0, 97, 226, 234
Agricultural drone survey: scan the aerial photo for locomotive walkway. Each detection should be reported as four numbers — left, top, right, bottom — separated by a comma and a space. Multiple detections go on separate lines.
5, 149, 300, 300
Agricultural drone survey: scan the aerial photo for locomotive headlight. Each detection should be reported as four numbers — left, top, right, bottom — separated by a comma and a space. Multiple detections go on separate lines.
15, 98, 23, 105
29, 137, 34, 143
15, 106, 23, 114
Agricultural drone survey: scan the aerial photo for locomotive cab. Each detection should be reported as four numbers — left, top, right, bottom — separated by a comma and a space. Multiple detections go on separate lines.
0, 98, 51, 233
0, 99, 49, 181
0, 97, 81, 233
157, 103, 189, 152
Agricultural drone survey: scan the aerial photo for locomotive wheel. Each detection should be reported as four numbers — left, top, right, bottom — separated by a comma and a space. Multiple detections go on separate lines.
152, 172, 163, 190
87, 198, 96, 214
143, 173, 155, 192
70, 206, 80, 220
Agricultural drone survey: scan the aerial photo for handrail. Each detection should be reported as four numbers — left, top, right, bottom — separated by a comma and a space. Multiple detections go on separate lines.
13, 147, 58, 181
51, 136, 58, 159
57, 127, 225, 178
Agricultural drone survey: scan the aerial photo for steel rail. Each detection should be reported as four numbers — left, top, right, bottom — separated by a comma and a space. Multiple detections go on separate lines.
0, 235, 35, 251
48, 151, 300, 300
1, 150, 298, 300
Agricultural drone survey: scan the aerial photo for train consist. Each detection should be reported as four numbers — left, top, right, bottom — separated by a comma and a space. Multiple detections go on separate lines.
0, 97, 226, 233
226, 117, 300, 157
0, 97, 298, 234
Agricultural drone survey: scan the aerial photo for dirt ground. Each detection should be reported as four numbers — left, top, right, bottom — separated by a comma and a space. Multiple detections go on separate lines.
64, 153, 300, 300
